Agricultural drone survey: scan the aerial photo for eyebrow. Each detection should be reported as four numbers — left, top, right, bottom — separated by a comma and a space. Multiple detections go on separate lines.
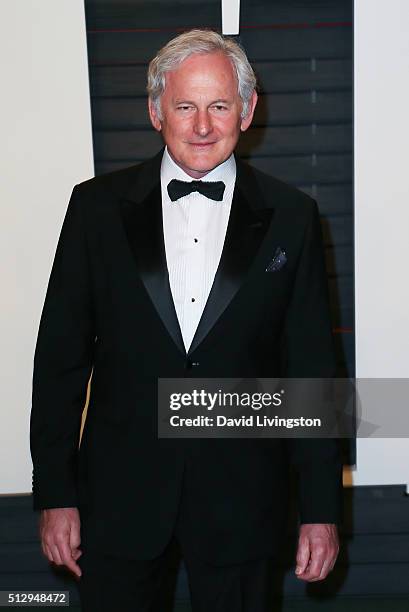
174, 99, 232, 105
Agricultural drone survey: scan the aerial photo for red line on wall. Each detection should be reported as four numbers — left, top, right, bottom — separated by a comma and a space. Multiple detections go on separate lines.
333, 327, 353, 334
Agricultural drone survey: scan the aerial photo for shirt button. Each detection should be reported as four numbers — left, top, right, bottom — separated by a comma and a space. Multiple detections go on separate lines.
191, 297, 195, 302
194, 238, 198, 243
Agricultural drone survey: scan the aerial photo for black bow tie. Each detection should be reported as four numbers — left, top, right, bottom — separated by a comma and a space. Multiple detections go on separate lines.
167, 178, 225, 202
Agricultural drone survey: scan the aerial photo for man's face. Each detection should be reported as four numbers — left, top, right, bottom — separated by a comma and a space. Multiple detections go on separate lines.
148, 52, 257, 178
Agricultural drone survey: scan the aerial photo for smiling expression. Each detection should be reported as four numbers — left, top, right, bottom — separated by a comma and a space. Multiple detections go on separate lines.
148, 52, 258, 178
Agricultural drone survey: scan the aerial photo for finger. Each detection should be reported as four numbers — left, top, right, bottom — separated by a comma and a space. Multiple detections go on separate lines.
58, 540, 82, 577
49, 544, 64, 566
317, 548, 339, 580
68, 515, 82, 567
299, 556, 325, 582
316, 557, 334, 581
298, 555, 324, 581
295, 537, 311, 576
43, 543, 54, 563
72, 548, 82, 561
69, 523, 81, 550
297, 542, 326, 581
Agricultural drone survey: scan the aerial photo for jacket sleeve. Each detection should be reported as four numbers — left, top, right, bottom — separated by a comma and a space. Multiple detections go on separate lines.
281, 198, 343, 525
30, 185, 96, 510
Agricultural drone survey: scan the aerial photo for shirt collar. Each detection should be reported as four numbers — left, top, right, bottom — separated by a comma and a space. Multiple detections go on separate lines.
161, 146, 236, 189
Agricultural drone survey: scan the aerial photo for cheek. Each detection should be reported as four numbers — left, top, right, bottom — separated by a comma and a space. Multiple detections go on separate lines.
163, 116, 186, 136
216, 117, 241, 137
171, 121, 192, 141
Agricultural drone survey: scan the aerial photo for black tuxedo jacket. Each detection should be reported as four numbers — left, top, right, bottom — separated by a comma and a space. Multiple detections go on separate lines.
30, 149, 343, 564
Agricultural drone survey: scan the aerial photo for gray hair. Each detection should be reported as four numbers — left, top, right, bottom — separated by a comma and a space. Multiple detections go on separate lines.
147, 29, 257, 120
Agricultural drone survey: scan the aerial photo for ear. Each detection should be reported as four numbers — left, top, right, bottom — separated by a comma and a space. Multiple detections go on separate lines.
148, 98, 162, 132
240, 90, 258, 132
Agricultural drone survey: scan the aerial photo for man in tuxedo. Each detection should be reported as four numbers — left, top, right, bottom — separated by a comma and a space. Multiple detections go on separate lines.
30, 29, 342, 611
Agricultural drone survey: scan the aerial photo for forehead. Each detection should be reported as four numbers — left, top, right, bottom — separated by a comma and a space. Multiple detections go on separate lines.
164, 52, 239, 96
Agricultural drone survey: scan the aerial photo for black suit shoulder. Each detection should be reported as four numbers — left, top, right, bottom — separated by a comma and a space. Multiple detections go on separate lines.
237, 158, 317, 216
73, 159, 151, 201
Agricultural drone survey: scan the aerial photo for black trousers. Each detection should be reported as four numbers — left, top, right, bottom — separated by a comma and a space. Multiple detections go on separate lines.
78, 538, 275, 612
78, 466, 276, 611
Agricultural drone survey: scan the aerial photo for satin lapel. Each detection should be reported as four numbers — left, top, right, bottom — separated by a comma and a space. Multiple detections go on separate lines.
188, 172, 274, 356
119, 176, 186, 356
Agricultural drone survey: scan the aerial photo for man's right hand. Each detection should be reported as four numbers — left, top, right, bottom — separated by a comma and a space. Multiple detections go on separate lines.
39, 507, 82, 577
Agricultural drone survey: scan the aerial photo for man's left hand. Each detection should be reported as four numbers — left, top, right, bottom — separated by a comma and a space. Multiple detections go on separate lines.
295, 523, 339, 582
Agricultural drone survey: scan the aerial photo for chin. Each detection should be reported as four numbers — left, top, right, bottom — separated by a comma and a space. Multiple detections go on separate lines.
188, 154, 224, 172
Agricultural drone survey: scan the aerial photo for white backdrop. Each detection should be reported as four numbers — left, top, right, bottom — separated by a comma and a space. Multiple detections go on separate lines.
0, 1, 408, 495
347, 0, 409, 491
0, 0, 94, 494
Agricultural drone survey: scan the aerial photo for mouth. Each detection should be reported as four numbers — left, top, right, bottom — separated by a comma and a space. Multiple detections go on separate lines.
189, 142, 216, 148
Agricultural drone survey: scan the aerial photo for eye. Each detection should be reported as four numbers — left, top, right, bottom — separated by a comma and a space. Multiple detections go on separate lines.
177, 105, 193, 111
212, 105, 228, 111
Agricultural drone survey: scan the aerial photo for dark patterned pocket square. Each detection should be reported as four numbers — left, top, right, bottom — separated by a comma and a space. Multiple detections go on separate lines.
265, 247, 287, 272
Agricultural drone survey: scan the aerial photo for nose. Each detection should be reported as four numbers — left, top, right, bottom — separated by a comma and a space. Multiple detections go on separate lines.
194, 109, 213, 137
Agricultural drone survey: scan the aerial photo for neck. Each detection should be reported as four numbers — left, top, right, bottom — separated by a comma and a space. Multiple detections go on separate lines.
166, 148, 223, 179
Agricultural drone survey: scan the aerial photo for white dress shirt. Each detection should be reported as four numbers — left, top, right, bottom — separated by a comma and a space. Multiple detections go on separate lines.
160, 147, 236, 352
